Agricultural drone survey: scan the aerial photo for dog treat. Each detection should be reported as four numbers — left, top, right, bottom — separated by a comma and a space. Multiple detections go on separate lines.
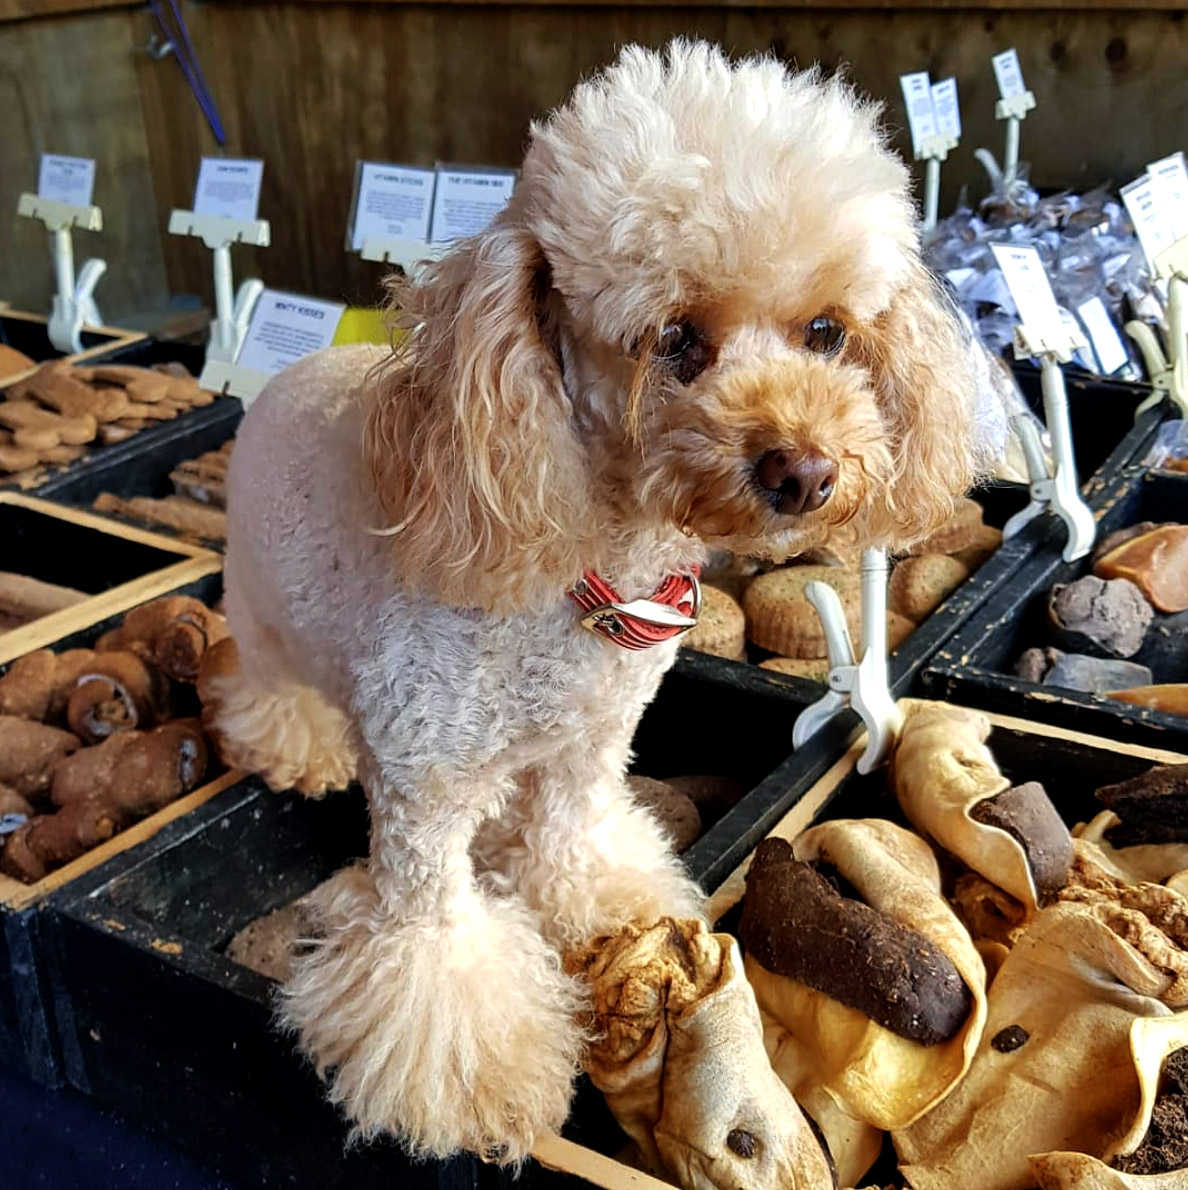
0, 399, 97, 448
0, 783, 34, 820
890, 702, 1072, 909
1048, 575, 1153, 658
950, 871, 1031, 953
97, 421, 143, 446
625, 775, 701, 852
65, 652, 164, 744
1094, 525, 1188, 614
741, 838, 972, 1045
0, 798, 118, 883
888, 554, 969, 622
683, 584, 745, 661
659, 774, 746, 822
1014, 646, 1065, 683
0, 431, 39, 474
745, 818, 986, 1131
0, 649, 106, 720
227, 895, 317, 983
0, 716, 81, 797
0, 345, 36, 379
1091, 522, 1163, 567
38, 444, 85, 466
970, 783, 1076, 901
565, 917, 835, 1190
744, 567, 861, 658
169, 447, 230, 508
908, 497, 985, 555
1096, 765, 1188, 847
0, 572, 89, 624
1074, 812, 1188, 886
758, 656, 832, 681
97, 595, 229, 683
11, 361, 130, 423
1108, 685, 1188, 717
1113, 1048, 1188, 1177
896, 907, 1188, 1190
92, 493, 227, 542
1041, 654, 1154, 695
951, 523, 1003, 573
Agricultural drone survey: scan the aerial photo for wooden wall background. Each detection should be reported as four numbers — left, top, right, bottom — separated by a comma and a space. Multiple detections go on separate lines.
2, 1, 1186, 322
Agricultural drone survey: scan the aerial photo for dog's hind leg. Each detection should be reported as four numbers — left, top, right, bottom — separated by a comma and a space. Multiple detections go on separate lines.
279, 755, 584, 1161
477, 739, 706, 951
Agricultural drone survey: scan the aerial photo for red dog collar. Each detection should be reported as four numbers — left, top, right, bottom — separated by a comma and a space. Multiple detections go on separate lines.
568, 569, 701, 650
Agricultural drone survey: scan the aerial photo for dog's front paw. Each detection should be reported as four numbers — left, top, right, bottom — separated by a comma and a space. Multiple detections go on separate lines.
279, 865, 583, 1161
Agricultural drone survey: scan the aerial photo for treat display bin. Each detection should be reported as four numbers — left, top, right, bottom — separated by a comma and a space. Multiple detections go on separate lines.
922, 466, 1188, 752
0, 309, 144, 383
43, 649, 838, 1189
0, 569, 225, 1085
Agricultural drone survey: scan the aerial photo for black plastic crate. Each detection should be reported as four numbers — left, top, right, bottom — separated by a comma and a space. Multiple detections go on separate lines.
923, 468, 1188, 751
0, 571, 226, 1087
44, 651, 835, 1189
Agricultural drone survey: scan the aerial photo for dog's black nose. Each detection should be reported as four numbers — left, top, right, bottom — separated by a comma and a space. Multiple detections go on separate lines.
756, 449, 837, 515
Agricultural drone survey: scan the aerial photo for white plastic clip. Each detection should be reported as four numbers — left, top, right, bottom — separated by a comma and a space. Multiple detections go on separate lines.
996, 90, 1036, 187
1001, 326, 1096, 562
168, 210, 270, 369
792, 548, 903, 774
16, 193, 106, 354
360, 235, 448, 277
1127, 240, 1188, 420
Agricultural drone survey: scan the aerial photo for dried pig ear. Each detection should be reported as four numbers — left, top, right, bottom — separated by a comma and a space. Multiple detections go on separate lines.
1075, 811, 1188, 886
895, 906, 1188, 1190
889, 700, 1073, 909
565, 917, 835, 1190
741, 818, 986, 1132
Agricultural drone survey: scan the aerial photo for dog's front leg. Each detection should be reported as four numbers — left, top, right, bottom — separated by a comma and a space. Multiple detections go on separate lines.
482, 741, 707, 952
277, 756, 584, 1162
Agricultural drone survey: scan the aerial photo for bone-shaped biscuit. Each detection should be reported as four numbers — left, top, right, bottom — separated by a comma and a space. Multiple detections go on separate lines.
0, 400, 97, 449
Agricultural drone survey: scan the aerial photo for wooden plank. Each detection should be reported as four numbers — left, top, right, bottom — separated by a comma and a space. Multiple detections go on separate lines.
0, 553, 222, 666
532, 1134, 675, 1190
0, 0, 132, 22
0, 769, 245, 911
0, 8, 168, 317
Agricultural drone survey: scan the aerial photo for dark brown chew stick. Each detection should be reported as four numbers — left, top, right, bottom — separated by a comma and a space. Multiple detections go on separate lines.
1114, 1048, 1188, 1176
969, 781, 1075, 901
1097, 764, 1188, 847
739, 837, 973, 1046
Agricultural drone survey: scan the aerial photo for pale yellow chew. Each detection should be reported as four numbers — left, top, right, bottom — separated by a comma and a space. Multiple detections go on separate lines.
682, 584, 746, 661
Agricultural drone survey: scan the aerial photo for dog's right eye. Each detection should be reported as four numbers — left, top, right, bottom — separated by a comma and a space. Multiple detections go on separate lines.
654, 320, 713, 384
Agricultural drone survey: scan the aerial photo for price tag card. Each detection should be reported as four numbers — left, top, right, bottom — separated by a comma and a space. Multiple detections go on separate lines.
237, 290, 345, 376
899, 72, 937, 155
38, 154, 96, 207
990, 244, 1063, 344
349, 162, 436, 251
1122, 174, 1176, 268
1147, 152, 1188, 243
1077, 297, 1128, 375
930, 78, 961, 140
992, 49, 1027, 100
193, 157, 265, 222
429, 167, 516, 244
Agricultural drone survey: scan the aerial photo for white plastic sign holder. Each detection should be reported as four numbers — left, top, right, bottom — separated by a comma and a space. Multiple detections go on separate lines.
997, 90, 1036, 188
1127, 237, 1188, 421
167, 209, 270, 383
793, 549, 902, 775
919, 132, 959, 234
15, 194, 106, 353
359, 235, 447, 274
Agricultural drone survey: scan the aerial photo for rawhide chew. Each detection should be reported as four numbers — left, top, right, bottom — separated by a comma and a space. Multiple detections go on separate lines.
1094, 524, 1188, 614
65, 651, 165, 743
565, 917, 835, 1190
0, 716, 81, 797
1074, 811, 1188, 886
743, 818, 986, 1132
0, 572, 89, 624
50, 718, 208, 816
96, 595, 228, 682
1048, 576, 1153, 658
889, 701, 1073, 908
896, 906, 1188, 1190
1097, 764, 1188, 847
741, 838, 971, 1045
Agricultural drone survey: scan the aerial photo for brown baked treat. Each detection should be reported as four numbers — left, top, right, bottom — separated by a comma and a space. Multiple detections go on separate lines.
969, 782, 1074, 901
1094, 525, 1188, 614
660, 774, 746, 822
96, 596, 229, 682
758, 656, 831, 681
744, 566, 861, 658
1048, 575, 1153, 658
0, 716, 81, 797
226, 897, 315, 982
889, 554, 970, 622
37, 444, 85, 466
1014, 646, 1063, 683
911, 498, 985, 554
1090, 521, 1161, 567
92, 492, 227, 541
10, 361, 129, 422
170, 448, 229, 508
97, 422, 142, 446
0, 399, 97, 448
65, 652, 165, 743
887, 610, 916, 652
1096, 763, 1188, 846
0, 799, 117, 883
1107, 685, 1188, 717
626, 775, 701, 852
0, 783, 34, 819
0, 431, 39, 474
683, 584, 746, 661
951, 523, 1003, 573
0, 345, 36, 380
739, 837, 974, 1045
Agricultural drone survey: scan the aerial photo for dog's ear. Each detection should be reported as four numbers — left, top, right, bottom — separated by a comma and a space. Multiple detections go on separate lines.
364, 223, 592, 613
851, 261, 981, 547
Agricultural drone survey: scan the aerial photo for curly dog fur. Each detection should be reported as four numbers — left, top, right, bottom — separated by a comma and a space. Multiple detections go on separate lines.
208, 40, 991, 1162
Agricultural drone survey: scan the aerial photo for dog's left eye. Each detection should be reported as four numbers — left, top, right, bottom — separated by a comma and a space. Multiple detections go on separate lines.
804, 316, 846, 357
654, 320, 713, 384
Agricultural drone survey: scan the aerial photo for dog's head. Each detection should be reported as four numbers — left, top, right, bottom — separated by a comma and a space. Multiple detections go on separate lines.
366, 41, 990, 611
